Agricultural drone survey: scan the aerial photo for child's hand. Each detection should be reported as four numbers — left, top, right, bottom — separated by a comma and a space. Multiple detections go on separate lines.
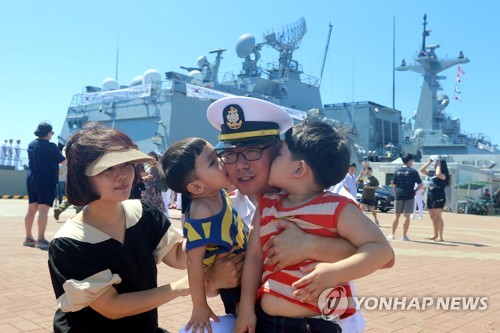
185, 306, 219, 333
232, 310, 256, 333
292, 262, 338, 304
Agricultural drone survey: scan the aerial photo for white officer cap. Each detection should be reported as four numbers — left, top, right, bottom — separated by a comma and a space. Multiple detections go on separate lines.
207, 96, 293, 149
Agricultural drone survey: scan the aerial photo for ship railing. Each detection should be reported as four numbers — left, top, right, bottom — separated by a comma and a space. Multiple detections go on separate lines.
300, 73, 320, 87
264, 61, 319, 87
68, 80, 173, 107
0, 153, 29, 171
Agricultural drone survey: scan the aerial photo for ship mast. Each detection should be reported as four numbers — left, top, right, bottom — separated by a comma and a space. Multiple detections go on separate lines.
396, 14, 469, 131
319, 23, 333, 87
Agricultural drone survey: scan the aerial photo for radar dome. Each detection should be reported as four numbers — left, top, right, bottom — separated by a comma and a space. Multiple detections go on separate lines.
197, 56, 208, 67
102, 77, 119, 91
437, 94, 449, 109
129, 75, 143, 87
143, 69, 161, 84
236, 33, 256, 58
188, 70, 203, 85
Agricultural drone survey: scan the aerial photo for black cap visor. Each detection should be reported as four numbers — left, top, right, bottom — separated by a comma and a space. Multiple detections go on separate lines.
214, 135, 278, 150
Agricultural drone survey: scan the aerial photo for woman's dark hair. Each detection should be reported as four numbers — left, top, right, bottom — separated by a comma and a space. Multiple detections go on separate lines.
439, 159, 451, 187
160, 137, 207, 196
148, 151, 160, 161
284, 121, 352, 189
65, 122, 138, 206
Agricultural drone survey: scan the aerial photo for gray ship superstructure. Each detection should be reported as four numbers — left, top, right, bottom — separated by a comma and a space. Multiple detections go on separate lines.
59, 18, 322, 153
365, 15, 500, 213
397, 14, 498, 158
3, 16, 499, 198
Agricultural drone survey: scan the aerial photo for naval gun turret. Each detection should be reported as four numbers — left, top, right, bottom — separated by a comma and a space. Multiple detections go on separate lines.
181, 48, 226, 84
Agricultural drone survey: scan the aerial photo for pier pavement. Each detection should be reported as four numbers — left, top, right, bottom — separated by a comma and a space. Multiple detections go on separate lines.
0, 199, 498, 332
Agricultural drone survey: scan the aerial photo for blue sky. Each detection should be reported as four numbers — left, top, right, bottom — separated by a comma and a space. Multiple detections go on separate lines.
1, 0, 498, 156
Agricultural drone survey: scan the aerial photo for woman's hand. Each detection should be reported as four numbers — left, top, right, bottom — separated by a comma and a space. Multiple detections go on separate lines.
171, 275, 190, 297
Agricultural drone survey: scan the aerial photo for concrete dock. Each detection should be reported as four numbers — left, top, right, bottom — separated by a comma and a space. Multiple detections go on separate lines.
0, 199, 498, 332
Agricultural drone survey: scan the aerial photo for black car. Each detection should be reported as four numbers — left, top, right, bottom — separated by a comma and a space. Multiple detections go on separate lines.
356, 184, 395, 213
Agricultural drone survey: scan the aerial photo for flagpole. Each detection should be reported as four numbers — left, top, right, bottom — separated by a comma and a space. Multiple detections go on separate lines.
115, 33, 120, 81
392, 15, 396, 110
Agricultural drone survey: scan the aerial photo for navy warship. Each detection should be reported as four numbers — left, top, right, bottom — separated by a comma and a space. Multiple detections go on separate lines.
58, 18, 320, 154
397, 14, 498, 158
2, 16, 498, 199
60, 15, 500, 160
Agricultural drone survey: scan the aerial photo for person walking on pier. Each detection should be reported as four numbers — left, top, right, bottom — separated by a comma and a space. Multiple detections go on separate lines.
357, 166, 381, 225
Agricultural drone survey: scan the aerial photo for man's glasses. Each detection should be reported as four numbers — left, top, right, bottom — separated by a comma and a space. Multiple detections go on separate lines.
218, 140, 277, 164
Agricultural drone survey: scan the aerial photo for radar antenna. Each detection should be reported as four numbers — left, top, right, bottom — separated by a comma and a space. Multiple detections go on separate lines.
263, 17, 307, 70
419, 14, 430, 57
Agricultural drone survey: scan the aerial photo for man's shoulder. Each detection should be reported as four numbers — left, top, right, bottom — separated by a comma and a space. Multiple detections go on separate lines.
397, 166, 417, 174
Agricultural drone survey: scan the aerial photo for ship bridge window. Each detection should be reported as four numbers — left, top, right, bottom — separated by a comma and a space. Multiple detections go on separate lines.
392, 122, 399, 145
383, 120, 391, 147
375, 118, 382, 148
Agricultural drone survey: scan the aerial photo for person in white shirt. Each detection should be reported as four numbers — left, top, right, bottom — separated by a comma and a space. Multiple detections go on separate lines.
342, 163, 359, 198
14, 139, 21, 170
205, 96, 396, 333
412, 181, 427, 219
6, 139, 13, 167
0, 139, 7, 166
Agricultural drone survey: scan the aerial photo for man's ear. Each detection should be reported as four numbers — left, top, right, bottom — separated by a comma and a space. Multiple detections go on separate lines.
186, 180, 204, 195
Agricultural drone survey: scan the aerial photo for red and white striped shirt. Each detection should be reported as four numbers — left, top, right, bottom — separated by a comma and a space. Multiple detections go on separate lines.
258, 191, 356, 318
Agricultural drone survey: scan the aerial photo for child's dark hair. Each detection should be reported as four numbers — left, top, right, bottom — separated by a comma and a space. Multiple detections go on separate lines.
65, 122, 139, 206
284, 120, 351, 189
160, 138, 207, 195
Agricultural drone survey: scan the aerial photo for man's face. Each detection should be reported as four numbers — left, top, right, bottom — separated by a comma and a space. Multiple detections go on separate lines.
222, 141, 279, 197
348, 166, 356, 175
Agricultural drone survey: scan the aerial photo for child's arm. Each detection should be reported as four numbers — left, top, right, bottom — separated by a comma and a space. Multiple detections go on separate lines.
233, 210, 262, 333
292, 203, 394, 303
162, 238, 187, 269
185, 245, 219, 333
